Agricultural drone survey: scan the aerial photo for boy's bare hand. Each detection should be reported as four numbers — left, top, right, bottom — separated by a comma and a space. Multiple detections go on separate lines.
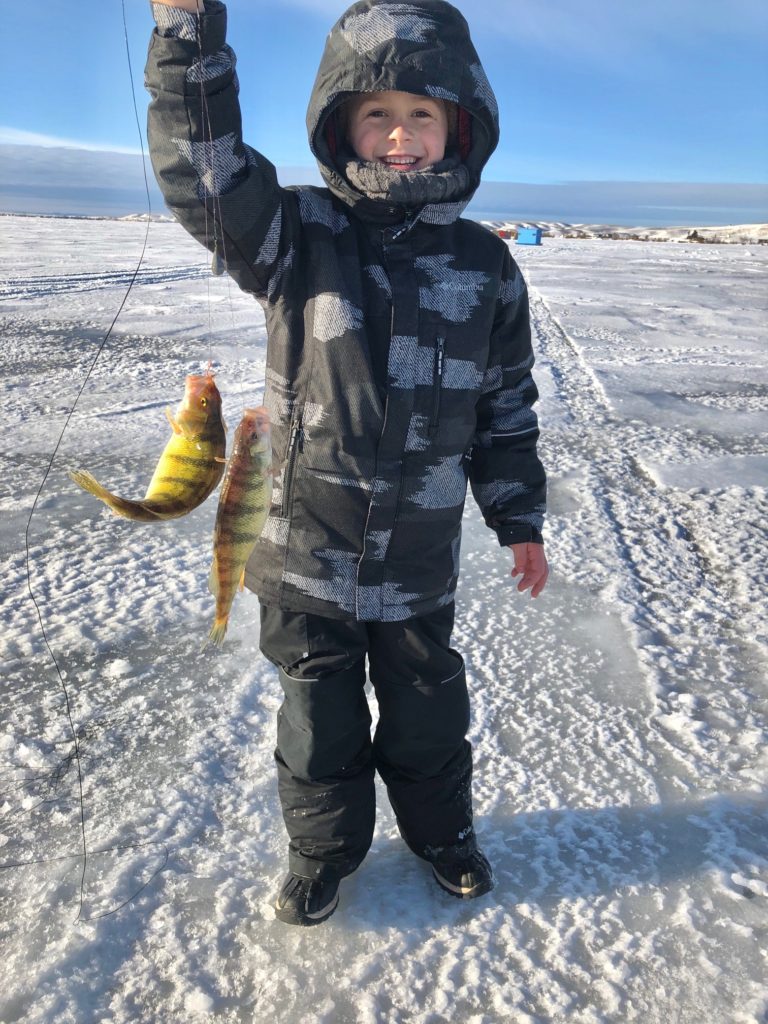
152, 0, 204, 11
508, 542, 548, 598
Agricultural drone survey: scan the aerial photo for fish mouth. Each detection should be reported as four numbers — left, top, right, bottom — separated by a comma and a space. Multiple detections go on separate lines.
185, 373, 221, 404
244, 406, 271, 434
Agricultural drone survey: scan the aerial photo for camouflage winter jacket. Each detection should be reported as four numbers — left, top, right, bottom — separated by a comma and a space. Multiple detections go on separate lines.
145, 0, 546, 622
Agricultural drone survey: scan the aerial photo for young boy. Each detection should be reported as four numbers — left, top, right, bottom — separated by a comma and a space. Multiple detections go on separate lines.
146, 0, 548, 926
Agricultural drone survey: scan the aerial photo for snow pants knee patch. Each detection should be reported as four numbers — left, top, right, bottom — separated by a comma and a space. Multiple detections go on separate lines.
371, 652, 470, 778
276, 661, 370, 781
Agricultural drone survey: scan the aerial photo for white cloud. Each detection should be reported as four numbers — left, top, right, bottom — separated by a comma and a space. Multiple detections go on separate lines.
0, 126, 141, 155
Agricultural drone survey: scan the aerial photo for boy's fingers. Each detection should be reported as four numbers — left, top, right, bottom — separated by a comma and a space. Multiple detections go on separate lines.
530, 568, 549, 598
508, 542, 530, 578
516, 572, 535, 591
508, 543, 549, 597
517, 573, 546, 598
516, 568, 542, 592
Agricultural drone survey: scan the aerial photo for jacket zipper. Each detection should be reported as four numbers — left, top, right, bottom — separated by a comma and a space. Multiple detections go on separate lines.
387, 211, 415, 244
279, 415, 302, 514
429, 336, 445, 435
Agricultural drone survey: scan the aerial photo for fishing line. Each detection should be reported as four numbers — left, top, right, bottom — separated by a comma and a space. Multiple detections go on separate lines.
194, 9, 252, 414
195, 9, 216, 355
20, 0, 154, 922
0, 838, 167, 871
192, 9, 222, 369
19, 1, 257, 920
0, 840, 171, 921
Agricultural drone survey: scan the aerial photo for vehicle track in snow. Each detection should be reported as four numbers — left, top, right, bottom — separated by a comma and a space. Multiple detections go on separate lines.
527, 286, 767, 795
0, 264, 209, 301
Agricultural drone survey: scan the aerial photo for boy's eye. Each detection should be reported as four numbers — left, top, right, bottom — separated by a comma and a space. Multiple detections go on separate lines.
360, 105, 438, 122
367, 112, 432, 121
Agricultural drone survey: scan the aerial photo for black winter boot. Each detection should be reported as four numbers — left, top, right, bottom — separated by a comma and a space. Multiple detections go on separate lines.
274, 873, 340, 926
431, 847, 494, 899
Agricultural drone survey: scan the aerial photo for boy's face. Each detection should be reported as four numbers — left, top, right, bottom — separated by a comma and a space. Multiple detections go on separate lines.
345, 91, 448, 171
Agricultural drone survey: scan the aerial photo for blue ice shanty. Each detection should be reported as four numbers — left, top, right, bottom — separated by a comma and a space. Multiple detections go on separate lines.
516, 226, 542, 246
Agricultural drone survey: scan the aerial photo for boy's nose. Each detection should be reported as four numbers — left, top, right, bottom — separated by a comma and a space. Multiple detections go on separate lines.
388, 123, 413, 141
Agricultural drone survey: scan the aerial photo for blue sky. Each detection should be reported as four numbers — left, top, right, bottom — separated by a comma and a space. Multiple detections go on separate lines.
1, 0, 766, 184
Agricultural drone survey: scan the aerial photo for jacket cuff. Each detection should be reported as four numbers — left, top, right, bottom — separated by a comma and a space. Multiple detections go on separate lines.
496, 524, 544, 546
151, 1, 226, 47
151, 3, 197, 40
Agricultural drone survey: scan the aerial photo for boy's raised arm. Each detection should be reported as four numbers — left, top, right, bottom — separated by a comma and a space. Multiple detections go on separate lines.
145, 1, 291, 301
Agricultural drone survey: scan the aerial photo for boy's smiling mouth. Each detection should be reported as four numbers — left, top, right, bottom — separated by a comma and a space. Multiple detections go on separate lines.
379, 154, 421, 169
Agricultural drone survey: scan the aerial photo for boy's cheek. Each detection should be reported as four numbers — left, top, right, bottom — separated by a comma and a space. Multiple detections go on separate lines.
348, 127, 373, 161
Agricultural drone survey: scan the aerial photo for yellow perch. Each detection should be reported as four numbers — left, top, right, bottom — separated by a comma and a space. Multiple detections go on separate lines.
69, 372, 226, 521
207, 407, 272, 646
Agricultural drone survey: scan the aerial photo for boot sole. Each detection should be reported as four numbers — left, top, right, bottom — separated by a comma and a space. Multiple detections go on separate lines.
432, 866, 494, 900
274, 889, 339, 926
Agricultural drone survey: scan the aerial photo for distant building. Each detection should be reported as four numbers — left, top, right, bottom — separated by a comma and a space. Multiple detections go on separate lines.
516, 227, 542, 246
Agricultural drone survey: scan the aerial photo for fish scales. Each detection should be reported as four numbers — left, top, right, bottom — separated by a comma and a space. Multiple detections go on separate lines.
69, 372, 226, 521
207, 407, 273, 647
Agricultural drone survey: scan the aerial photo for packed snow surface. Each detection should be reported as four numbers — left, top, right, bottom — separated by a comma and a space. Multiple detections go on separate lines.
1, 216, 767, 1023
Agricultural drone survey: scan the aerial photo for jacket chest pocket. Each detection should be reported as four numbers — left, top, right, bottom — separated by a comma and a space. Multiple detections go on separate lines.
428, 335, 446, 437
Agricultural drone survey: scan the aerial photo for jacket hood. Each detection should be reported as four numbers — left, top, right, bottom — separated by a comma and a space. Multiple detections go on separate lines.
306, 0, 499, 216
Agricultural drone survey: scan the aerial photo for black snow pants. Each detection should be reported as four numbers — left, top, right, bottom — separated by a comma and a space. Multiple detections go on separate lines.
259, 602, 476, 881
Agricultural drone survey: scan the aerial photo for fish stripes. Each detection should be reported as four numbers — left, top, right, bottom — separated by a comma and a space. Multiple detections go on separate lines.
207, 408, 273, 646
69, 373, 226, 521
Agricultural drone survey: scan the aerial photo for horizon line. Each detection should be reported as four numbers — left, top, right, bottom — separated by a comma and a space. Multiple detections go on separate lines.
1, 137, 766, 190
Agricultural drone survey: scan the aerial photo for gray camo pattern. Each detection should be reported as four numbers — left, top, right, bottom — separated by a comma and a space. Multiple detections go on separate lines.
146, 0, 546, 622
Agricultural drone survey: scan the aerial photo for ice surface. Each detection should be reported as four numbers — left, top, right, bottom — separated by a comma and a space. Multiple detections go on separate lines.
1, 217, 767, 1023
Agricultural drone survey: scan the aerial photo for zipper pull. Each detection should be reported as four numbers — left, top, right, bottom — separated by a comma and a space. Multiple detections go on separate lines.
390, 212, 414, 242
429, 337, 446, 436
436, 336, 445, 378
288, 418, 300, 451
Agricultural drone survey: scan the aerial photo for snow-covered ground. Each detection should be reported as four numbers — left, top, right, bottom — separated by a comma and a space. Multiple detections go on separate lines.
1, 214, 767, 1023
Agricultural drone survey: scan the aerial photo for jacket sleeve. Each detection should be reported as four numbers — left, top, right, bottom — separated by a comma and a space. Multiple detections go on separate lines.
468, 250, 547, 545
145, 1, 292, 301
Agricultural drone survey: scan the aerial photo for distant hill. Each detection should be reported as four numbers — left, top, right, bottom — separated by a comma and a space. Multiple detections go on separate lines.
466, 180, 768, 228
1, 144, 766, 226
480, 220, 768, 245
0, 145, 168, 217
0, 145, 322, 218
